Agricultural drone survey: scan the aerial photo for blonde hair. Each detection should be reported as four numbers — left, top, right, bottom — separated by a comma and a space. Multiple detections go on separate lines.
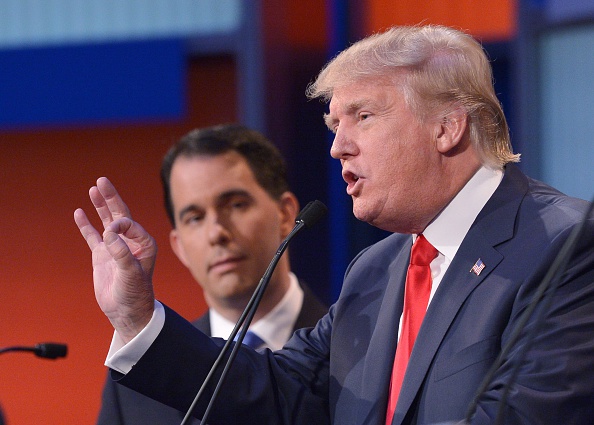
306, 25, 519, 167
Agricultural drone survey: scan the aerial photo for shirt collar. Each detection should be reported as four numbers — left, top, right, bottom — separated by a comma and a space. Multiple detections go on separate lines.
209, 272, 304, 351
422, 165, 503, 261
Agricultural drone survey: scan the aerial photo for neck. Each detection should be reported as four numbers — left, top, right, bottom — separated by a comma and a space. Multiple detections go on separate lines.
208, 262, 292, 324
410, 151, 484, 234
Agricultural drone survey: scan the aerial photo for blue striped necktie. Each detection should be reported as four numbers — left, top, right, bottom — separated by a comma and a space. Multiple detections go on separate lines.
242, 331, 265, 349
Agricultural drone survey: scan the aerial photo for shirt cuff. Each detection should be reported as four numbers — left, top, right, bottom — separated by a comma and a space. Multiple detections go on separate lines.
104, 300, 165, 374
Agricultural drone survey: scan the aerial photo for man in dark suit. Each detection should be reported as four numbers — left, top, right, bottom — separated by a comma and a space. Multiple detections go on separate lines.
95, 125, 327, 424
76, 25, 594, 424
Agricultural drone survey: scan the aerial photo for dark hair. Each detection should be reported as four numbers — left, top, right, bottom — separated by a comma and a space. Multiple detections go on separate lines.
161, 123, 290, 226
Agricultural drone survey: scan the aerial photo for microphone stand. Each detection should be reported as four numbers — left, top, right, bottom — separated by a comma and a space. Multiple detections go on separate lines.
180, 201, 327, 425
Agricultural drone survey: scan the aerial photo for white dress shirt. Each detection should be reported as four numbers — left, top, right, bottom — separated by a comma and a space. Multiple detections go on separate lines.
209, 272, 304, 351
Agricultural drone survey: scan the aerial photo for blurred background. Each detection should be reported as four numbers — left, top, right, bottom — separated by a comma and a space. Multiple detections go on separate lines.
0, 0, 592, 423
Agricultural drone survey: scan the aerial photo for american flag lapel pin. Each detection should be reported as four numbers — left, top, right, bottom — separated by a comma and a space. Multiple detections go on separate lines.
470, 258, 486, 276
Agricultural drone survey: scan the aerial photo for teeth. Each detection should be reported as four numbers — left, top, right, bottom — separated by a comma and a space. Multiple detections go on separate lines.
344, 171, 360, 183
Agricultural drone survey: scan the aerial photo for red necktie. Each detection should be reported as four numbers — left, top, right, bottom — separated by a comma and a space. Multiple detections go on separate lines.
385, 234, 438, 425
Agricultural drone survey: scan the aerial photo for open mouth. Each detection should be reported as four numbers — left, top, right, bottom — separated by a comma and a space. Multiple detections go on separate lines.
343, 170, 362, 194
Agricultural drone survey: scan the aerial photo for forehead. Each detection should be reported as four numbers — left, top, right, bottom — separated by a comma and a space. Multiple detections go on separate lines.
169, 152, 265, 201
324, 78, 410, 127
330, 77, 405, 109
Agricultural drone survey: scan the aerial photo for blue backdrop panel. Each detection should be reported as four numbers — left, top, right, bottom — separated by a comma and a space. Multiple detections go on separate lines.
0, 38, 185, 128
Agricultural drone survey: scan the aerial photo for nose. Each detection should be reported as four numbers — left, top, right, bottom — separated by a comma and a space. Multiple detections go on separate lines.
330, 127, 357, 160
206, 214, 232, 245
329, 135, 341, 159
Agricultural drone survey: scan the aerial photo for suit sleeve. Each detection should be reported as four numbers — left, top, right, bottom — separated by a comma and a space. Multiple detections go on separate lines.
113, 304, 332, 425
96, 373, 123, 425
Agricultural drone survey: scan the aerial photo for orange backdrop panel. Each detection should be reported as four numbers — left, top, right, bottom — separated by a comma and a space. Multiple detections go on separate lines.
0, 56, 236, 425
368, 0, 516, 41
287, 0, 328, 48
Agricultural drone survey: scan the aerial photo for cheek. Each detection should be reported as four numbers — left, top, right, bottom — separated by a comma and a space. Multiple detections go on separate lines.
368, 151, 401, 190
250, 219, 284, 255
178, 235, 208, 268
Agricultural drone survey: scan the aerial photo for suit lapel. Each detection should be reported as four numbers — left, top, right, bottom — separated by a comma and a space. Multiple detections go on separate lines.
294, 280, 329, 330
392, 164, 528, 424
192, 312, 211, 335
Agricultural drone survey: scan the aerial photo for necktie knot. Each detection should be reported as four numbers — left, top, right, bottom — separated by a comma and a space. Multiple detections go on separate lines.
410, 234, 438, 266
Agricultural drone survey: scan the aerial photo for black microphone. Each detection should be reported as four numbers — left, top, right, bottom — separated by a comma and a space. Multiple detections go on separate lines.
0, 342, 68, 359
465, 195, 594, 424
180, 200, 328, 425
296, 200, 327, 228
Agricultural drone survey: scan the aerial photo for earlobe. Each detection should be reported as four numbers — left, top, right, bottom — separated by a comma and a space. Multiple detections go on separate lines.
169, 229, 191, 268
435, 106, 468, 154
279, 192, 300, 237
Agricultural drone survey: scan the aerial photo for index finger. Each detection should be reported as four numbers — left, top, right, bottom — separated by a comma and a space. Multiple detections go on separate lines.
90, 177, 133, 229
74, 208, 103, 251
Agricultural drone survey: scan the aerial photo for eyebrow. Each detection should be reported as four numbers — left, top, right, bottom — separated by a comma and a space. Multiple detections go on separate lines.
323, 113, 337, 131
323, 99, 371, 131
176, 189, 254, 222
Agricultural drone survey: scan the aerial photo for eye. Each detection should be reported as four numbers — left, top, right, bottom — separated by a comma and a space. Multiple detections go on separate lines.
224, 195, 252, 213
181, 211, 204, 226
359, 112, 371, 121
231, 199, 249, 210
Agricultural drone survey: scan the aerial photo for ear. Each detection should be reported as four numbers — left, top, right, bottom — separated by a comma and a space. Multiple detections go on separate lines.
169, 229, 191, 268
435, 105, 468, 154
278, 192, 300, 238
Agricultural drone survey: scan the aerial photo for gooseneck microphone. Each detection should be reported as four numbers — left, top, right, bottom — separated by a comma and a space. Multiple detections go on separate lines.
180, 200, 327, 425
0, 343, 68, 359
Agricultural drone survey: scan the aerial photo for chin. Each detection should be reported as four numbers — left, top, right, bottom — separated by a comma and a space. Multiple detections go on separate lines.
352, 201, 399, 233
352, 204, 376, 226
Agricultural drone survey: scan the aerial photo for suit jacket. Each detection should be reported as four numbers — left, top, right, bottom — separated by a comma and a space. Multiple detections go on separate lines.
96, 281, 327, 425
115, 165, 594, 424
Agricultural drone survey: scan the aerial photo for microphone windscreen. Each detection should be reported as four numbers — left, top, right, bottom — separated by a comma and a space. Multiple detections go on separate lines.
35, 343, 68, 359
296, 200, 328, 228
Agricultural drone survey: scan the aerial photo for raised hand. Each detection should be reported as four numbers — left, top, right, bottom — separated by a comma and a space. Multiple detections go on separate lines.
74, 177, 157, 343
